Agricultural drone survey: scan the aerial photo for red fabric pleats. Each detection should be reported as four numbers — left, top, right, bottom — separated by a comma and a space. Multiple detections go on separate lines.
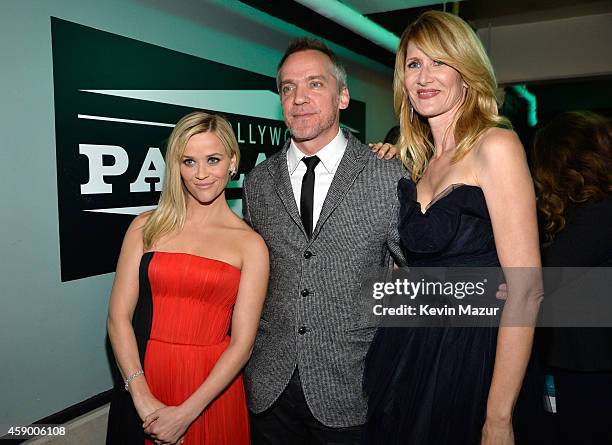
143, 252, 249, 445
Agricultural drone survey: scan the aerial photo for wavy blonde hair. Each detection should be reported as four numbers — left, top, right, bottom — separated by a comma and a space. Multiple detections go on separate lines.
394, 11, 510, 181
142, 111, 240, 250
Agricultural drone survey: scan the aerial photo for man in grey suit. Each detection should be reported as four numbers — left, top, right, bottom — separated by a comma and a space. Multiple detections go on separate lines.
242, 37, 406, 444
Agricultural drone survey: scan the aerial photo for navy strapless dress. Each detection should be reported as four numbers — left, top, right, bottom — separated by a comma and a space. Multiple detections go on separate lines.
363, 178, 501, 445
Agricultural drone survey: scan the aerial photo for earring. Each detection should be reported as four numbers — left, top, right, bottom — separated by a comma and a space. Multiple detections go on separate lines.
228, 167, 236, 177
410, 103, 414, 122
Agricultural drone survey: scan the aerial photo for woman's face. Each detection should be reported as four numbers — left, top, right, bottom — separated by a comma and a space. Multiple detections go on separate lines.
179, 131, 235, 205
403, 41, 466, 122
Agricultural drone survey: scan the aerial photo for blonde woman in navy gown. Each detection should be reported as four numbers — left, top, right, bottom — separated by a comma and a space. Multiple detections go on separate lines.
364, 12, 543, 445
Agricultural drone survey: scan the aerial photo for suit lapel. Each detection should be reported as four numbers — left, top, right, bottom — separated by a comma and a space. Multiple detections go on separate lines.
311, 133, 368, 240
266, 144, 306, 237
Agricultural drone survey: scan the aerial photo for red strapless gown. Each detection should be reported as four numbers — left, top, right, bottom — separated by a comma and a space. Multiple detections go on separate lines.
141, 251, 249, 445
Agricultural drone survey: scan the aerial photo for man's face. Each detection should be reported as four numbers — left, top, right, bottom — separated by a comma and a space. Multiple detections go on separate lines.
278, 50, 349, 148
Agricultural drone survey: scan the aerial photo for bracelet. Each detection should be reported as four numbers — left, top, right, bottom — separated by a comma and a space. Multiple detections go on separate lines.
124, 370, 144, 391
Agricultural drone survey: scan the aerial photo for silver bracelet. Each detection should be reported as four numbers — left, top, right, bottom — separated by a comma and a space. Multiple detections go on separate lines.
124, 370, 144, 391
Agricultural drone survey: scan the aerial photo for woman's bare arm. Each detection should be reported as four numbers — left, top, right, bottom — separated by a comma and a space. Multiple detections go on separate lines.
107, 213, 166, 420
475, 128, 543, 444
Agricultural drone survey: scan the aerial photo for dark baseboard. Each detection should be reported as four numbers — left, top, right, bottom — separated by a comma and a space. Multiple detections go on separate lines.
1, 388, 113, 443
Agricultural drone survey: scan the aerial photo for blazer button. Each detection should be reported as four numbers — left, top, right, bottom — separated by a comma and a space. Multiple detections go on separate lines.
301, 289, 310, 297
303, 251, 313, 259
298, 326, 307, 335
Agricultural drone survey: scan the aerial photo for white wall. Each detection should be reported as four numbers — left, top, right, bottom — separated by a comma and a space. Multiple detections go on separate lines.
478, 13, 612, 84
0, 0, 395, 427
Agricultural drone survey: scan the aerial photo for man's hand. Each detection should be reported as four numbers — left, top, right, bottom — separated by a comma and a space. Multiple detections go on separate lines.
369, 142, 397, 159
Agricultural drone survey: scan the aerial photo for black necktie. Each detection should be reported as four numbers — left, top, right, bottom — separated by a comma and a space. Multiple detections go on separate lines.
300, 156, 320, 238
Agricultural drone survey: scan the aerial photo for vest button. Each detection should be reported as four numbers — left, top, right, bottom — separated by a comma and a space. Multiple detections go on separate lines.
303, 251, 313, 259
301, 289, 310, 297
298, 326, 307, 335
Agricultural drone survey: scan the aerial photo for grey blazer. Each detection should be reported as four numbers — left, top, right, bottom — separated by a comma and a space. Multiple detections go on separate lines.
242, 130, 406, 427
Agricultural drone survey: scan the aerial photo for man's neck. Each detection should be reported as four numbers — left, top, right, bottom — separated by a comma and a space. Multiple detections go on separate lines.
293, 126, 341, 156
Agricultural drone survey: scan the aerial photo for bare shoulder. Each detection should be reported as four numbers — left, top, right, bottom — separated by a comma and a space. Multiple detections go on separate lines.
483, 127, 521, 145
122, 211, 152, 244
238, 225, 268, 258
475, 128, 523, 159
130, 210, 152, 229
472, 127, 533, 196
224, 215, 268, 256
114, 211, 152, 270
232, 225, 268, 270
472, 127, 526, 172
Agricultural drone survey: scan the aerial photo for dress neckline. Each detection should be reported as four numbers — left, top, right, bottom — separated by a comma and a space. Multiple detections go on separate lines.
144, 251, 241, 271
414, 182, 482, 214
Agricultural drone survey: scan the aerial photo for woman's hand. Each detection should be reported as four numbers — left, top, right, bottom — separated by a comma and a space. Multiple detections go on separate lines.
143, 405, 195, 445
133, 393, 166, 422
496, 283, 508, 300
368, 142, 397, 159
481, 418, 514, 444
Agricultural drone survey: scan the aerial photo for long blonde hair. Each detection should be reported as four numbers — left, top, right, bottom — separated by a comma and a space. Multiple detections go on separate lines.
395, 11, 510, 181
142, 112, 240, 250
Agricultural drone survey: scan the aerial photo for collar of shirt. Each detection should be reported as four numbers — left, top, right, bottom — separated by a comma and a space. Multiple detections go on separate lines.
287, 129, 347, 175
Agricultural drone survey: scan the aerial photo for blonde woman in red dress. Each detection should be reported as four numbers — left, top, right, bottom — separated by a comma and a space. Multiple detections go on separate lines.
106, 111, 269, 445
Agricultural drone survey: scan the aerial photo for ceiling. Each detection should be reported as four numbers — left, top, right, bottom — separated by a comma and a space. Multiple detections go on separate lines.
341, 0, 458, 14
238, 0, 612, 68
366, 0, 612, 33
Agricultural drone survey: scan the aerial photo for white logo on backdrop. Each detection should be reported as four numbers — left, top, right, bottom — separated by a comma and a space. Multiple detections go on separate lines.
77, 89, 359, 216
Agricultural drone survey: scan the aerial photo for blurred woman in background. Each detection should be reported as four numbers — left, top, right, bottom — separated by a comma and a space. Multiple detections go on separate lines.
533, 110, 612, 444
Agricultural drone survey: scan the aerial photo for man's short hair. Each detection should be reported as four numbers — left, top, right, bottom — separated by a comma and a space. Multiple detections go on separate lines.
276, 37, 347, 94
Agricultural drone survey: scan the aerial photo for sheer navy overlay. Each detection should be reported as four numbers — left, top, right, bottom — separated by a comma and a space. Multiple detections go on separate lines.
363, 178, 501, 445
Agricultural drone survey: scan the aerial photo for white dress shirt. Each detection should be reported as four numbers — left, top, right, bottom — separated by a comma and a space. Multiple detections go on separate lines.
287, 129, 347, 229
